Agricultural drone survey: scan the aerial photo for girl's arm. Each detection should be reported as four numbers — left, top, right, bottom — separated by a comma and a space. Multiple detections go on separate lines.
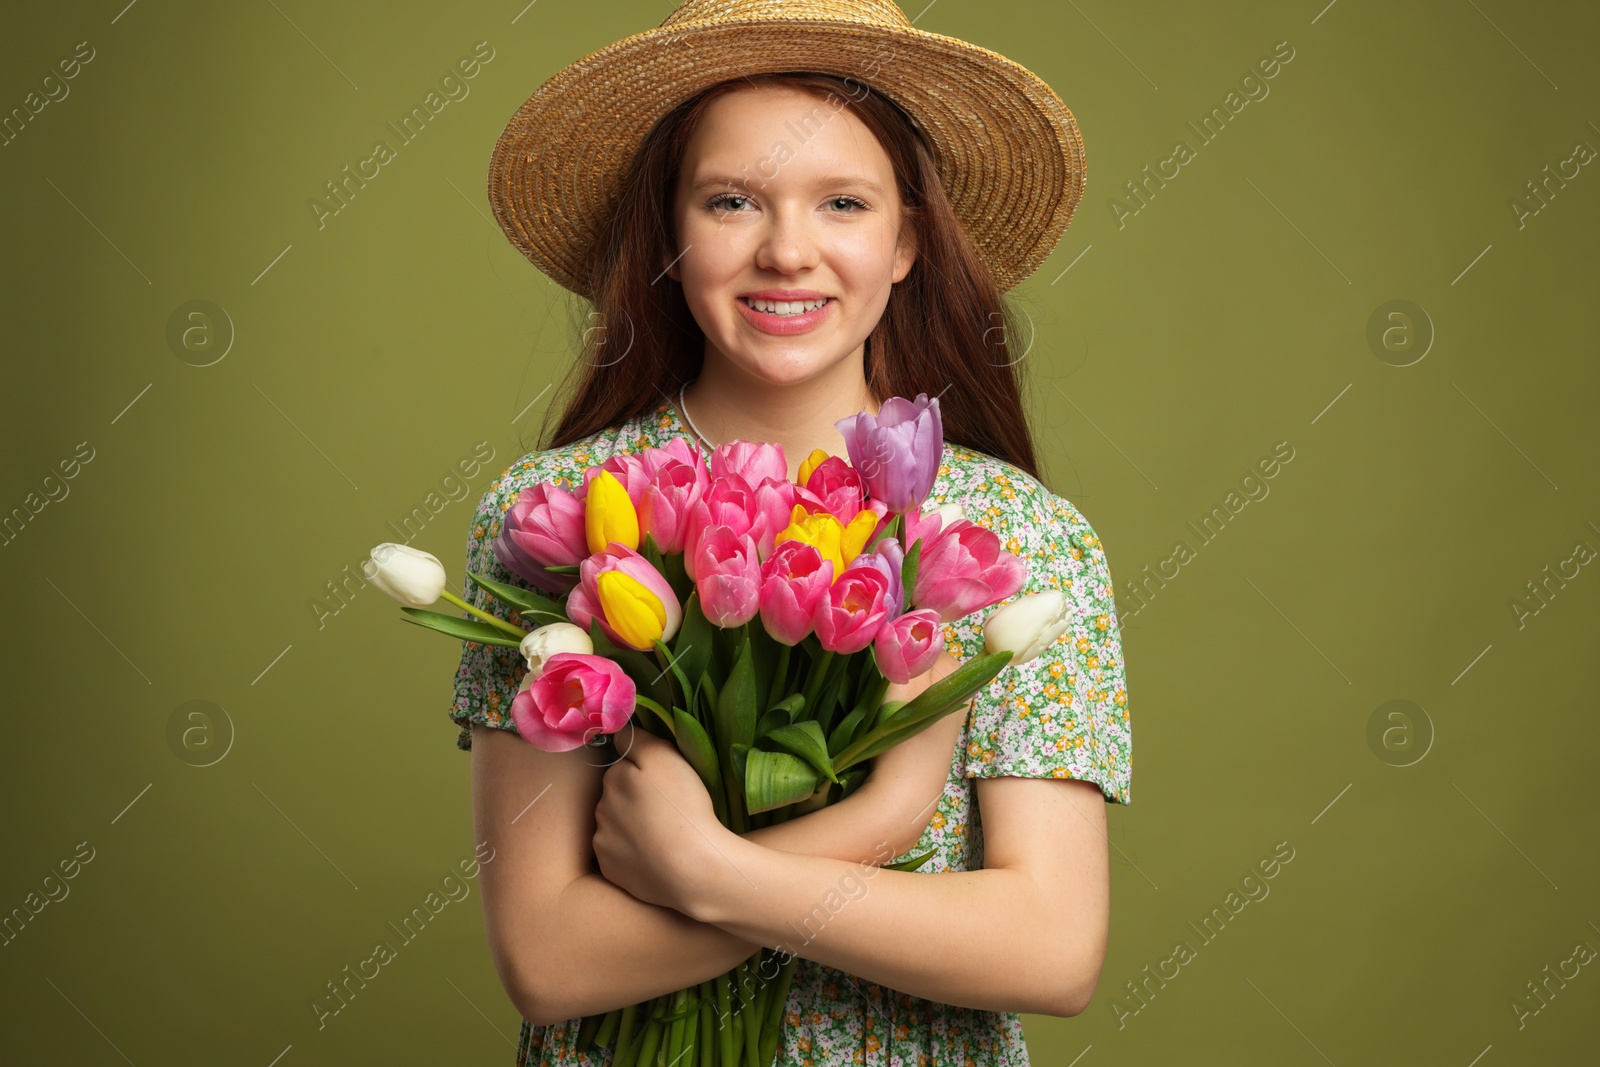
471, 705, 962, 1027
678, 773, 1112, 1018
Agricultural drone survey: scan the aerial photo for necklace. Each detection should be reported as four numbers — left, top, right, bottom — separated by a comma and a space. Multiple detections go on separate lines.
677, 381, 717, 452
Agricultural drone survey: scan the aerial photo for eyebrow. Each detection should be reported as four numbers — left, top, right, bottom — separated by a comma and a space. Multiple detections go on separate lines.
689, 174, 885, 196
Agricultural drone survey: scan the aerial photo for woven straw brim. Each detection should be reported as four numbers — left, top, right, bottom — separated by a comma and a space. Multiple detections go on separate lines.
487, 19, 1086, 301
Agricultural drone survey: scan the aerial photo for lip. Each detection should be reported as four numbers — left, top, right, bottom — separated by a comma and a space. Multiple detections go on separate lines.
736, 294, 834, 336
739, 288, 829, 300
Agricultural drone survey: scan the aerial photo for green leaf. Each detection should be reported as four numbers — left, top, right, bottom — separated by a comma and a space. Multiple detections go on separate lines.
674, 593, 714, 694
766, 693, 806, 722
763, 721, 838, 783
755, 708, 791, 739
545, 563, 581, 575
900, 536, 923, 606
671, 708, 723, 801
399, 608, 523, 647
833, 651, 1013, 772
714, 634, 758, 753
634, 695, 676, 734
652, 638, 694, 714
883, 848, 937, 872
825, 705, 869, 758
465, 569, 566, 620
745, 750, 820, 814
589, 619, 671, 710
837, 764, 871, 800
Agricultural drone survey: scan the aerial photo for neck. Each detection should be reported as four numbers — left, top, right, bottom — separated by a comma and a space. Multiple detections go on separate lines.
679, 347, 881, 481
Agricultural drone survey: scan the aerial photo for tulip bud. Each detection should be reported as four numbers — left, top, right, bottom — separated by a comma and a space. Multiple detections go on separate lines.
519, 622, 594, 678
363, 543, 447, 607
930, 502, 966, 527
983, 590, 1072, 666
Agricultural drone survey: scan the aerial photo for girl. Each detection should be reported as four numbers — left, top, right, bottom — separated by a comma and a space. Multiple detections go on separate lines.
450, 3, 1131, 1064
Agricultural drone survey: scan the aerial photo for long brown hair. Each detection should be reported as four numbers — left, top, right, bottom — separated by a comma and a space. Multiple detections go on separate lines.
533, 71, 1043, 482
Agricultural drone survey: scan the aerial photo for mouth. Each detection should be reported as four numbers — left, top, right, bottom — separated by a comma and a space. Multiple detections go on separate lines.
736, 295, 835, 336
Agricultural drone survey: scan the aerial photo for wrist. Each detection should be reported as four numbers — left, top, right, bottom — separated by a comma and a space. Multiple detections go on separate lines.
679, 822, 758, 925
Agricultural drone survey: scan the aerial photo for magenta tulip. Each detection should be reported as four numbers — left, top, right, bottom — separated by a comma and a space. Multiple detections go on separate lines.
853, 541, 905, 620
912, 519, 1028, 622
510, 651, 636, 752
797, 455, 869, 524
693, 525, 762, 627
493, 481, 587, 595
835, 393, 942, 514
872, 608, 946, 684
813, 563, 892, 655
758, 540, 834, 645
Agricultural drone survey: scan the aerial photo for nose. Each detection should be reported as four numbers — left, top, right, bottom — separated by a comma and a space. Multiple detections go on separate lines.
754, 203, 820, 275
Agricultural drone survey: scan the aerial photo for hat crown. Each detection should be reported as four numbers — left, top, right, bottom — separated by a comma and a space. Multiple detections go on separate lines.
660, 0, 912, 32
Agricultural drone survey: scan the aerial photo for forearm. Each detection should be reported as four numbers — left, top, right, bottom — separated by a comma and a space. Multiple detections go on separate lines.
683, 835, 1082, 1018
532, 777, 916, 1025
532, 870, 759, 1025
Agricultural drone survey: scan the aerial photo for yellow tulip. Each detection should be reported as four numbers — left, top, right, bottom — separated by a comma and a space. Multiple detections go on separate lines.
797, 448, 830, 485
596, 570, 666, 649
841, 509, 879, 563
585, 469, 640, 555
775, 503, 846, 580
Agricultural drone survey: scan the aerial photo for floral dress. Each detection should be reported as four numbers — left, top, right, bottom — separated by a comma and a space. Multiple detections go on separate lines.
448, 400, 1133, 1067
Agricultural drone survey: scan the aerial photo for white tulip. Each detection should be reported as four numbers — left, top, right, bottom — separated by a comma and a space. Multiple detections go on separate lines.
520, 622, 594, 678
931, 502, 967, 527
983, 590, 1073, 666
363, 542, 447, 607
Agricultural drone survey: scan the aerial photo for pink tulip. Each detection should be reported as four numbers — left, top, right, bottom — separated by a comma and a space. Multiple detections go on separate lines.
684, 474, 797, 576
813, 563, 892, 655
912, 519, 1027, 622
711, 440, 787, 489
758, 540, 834, 645
872, 608, 946, 684
510, 651, 635, 752
493, 481, 587, 595
566, 542, 683, 649
693, 525, 762, 627
901, 500, 948, 555
853, 541, 905, 619
638, 448, 711, 553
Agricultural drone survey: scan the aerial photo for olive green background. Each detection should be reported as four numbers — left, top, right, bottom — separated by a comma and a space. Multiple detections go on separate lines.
3, 0, 1597, 1063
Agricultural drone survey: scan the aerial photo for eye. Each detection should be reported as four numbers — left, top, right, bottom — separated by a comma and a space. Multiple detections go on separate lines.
705, 192, 752, 214
829, 196, 869, 213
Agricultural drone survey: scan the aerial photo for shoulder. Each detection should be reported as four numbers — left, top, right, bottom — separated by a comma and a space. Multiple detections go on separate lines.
928, 443, 1113, 590
469, 405, 678, 533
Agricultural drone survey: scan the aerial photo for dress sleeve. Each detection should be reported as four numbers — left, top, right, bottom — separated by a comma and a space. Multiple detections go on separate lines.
944, 489, 1132, 804
447, 464, 533, 751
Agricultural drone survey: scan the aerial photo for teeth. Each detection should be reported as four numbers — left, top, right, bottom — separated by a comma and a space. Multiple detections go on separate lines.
744, 297, 828, 316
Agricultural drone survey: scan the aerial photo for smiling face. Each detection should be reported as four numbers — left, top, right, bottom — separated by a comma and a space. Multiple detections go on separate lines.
666, 83, 917, 390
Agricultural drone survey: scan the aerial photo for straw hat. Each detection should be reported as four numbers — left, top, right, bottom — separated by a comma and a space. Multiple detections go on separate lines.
486, 0, 1086, 301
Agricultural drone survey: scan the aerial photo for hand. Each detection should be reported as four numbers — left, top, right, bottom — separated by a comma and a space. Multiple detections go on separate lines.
592, 722, 727, 912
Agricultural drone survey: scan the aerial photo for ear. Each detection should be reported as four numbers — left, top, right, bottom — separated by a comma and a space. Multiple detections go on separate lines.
891, 229, 917, 284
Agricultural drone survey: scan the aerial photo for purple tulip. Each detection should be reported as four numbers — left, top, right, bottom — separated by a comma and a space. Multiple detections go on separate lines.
835, 393, 943, 514
852, 541, 905, 621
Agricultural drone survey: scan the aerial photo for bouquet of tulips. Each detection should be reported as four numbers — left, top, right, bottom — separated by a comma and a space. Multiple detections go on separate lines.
368, 394, 1074, 1067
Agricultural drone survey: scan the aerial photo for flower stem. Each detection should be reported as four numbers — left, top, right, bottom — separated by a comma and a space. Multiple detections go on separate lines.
438, 590, 528, 640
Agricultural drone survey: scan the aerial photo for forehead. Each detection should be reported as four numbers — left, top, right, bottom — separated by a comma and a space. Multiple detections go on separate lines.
680, 84, 894, 187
